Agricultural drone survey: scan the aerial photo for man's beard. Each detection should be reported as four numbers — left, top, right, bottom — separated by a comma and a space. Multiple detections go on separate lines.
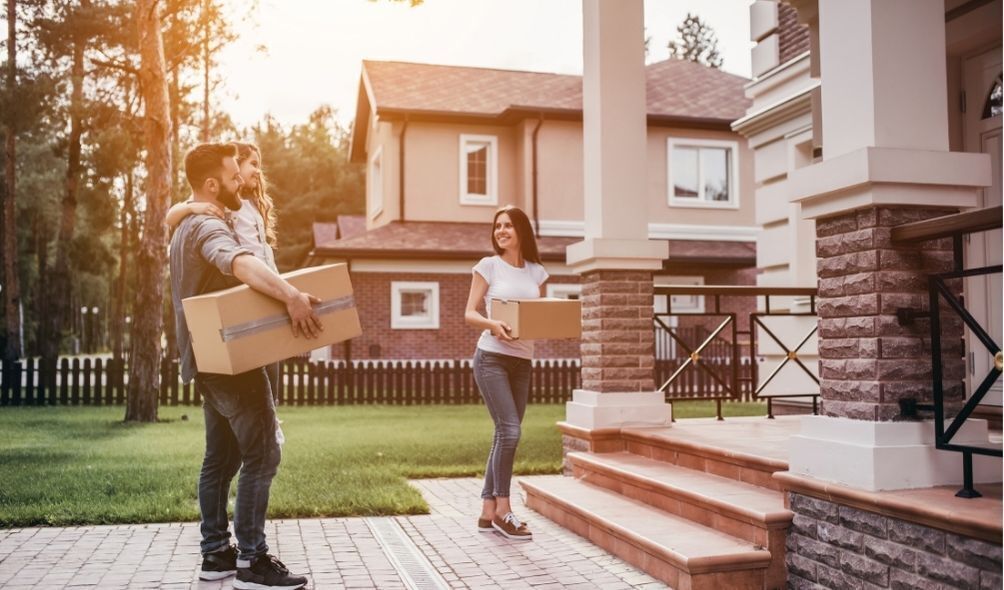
218, 184, 241, 211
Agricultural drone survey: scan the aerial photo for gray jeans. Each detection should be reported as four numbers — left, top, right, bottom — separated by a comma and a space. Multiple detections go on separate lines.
196, 368, 281, 561
473, 348, 531, 499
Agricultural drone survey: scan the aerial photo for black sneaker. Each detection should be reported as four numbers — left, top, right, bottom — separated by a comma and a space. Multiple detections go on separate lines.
199, 544, 237, 580
234, 554, 308, 590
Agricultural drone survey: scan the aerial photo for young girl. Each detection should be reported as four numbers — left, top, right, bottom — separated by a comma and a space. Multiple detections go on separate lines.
464, 205, 547, 541
166, 142, 281, 399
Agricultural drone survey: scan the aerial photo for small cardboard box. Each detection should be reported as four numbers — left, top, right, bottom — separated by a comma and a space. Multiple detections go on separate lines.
490, 298, 582, 340
182, 263, 361, 375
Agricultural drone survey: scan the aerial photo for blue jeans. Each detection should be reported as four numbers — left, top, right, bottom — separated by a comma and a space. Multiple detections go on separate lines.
473, 348, 531, 499
196, 368, 281, 561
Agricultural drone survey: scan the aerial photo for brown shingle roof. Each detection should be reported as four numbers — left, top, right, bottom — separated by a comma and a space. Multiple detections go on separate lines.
352, 59, 751, 162
311, 221, 754, 267
362, 58, 750, 122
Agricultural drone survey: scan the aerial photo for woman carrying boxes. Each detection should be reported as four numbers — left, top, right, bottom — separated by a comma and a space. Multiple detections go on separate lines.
464, 205, 548, 541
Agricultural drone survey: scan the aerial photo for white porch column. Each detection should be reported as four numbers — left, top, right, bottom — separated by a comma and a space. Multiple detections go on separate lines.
786, 0, 997, 490
562, 0, 671, 441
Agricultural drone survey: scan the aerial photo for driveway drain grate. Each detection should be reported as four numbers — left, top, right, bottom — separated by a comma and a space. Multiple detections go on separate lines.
365, 517, 451, 590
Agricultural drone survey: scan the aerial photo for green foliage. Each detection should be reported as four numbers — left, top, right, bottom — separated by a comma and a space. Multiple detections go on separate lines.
252, 106, 365, 270
667, 12, 723, 69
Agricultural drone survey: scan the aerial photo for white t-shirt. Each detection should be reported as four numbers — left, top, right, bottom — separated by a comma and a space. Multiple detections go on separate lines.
231, 198, 277, 272
473, 255, 549, 360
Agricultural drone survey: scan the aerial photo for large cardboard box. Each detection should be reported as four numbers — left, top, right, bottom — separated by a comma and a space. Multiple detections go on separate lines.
490, 298, 582, 340
182, 263, 361, 375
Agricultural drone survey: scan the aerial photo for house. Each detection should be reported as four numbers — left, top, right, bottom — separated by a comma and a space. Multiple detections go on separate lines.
521, 2, 1001, 589
311, 57, 759, 360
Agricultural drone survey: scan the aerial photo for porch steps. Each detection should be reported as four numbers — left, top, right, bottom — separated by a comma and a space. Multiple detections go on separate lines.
522, 419, 794, 588
520, 475, 771, 590
621, 426, 789, 491
567, 451, 791, 588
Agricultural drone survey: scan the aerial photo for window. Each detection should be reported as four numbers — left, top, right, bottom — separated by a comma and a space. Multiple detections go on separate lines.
653, 275, 705, 313
391, 281, 440, 329
459, 134, 498, 205
667, 138, 739, 208
369, 147, 383, 218
546, 283, 582, 300
982, 72, 1002, 120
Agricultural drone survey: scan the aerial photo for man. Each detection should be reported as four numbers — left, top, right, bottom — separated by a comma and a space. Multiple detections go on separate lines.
170, 143, 317, 590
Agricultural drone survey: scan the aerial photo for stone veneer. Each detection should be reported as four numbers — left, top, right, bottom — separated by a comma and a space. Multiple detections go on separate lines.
786, 493, 1002, 589
580, 270, 656, 393
815, 206, 966, 421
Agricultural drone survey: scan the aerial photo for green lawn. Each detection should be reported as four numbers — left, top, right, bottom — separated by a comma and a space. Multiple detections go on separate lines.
0, 401, 765, 527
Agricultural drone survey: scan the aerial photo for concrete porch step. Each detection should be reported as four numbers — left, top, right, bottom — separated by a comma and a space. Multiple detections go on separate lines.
568, 451, 792, 538
520, 475, 772, 590
568, 451, 791, 589
621, 421, 792, 492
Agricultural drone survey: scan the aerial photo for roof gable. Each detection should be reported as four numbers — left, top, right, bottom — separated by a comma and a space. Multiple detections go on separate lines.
350, 58, 751, 162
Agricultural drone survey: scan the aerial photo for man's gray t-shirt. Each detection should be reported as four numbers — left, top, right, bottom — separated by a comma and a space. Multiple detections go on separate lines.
170, 214, 253, 383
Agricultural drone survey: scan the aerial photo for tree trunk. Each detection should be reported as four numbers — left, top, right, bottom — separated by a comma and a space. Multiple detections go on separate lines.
163, 67, 180, 361
111, 171, 133, 362
126, 0, 172, 423
42, 12, 86, 360
200, 0, 209, 141
33, 211, 48, 357
3, 0, 22, 362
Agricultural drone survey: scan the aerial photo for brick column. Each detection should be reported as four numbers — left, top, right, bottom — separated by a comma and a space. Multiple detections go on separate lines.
815, 206, 965, 422
580, 271, 655, 393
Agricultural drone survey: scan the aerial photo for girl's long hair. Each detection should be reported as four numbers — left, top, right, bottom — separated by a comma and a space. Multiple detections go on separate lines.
491, 205, 541, 264
233, 142, 278, 248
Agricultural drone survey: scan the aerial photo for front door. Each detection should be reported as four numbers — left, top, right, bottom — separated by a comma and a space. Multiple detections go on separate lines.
962, 47, 1003, 406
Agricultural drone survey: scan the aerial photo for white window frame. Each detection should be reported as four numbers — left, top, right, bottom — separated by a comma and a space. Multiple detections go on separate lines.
666, 137, 740, 209
459, 134, 499, 206
391, 281, 440, 329
368, 146, 383, 218
654, 275, 705, 313
546, 283, 582, 300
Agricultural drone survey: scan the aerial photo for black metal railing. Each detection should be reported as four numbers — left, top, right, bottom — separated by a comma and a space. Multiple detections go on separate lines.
654, 285, 819, 419
893, 205, 1003, 498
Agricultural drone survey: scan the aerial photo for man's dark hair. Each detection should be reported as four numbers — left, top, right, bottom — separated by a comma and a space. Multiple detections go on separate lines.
184, 143, 238, 191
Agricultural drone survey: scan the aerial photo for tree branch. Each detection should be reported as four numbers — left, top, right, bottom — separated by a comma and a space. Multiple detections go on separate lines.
90, 57, 139, 76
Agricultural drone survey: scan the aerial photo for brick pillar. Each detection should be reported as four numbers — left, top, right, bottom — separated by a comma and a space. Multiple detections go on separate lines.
815, 206, 965, 421
580, 270, 655, 393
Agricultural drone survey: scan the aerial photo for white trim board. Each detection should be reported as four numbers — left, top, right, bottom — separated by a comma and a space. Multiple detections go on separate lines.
349, 258, 580, 276
537, 220, 759, 242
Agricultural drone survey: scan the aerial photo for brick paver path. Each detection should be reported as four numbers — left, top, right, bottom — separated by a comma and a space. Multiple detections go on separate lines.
0, 477, 666, 589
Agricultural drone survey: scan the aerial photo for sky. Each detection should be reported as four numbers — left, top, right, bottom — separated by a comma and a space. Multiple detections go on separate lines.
217, 0, 753, 129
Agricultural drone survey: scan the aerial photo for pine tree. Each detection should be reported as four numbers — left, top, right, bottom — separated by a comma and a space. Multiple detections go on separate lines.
126, 0, 172, 423
667, 13, 723, 69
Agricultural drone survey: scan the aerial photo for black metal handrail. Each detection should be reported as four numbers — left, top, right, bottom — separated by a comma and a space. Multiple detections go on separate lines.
894, 205, 1003, 498
653, 285, 818, 419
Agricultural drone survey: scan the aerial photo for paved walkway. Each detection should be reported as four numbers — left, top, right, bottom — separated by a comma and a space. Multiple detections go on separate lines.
0, 477, 667, 590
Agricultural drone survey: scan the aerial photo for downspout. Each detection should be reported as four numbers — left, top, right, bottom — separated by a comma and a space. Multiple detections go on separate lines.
531, 114, 543, 237
399, 117, 409, 222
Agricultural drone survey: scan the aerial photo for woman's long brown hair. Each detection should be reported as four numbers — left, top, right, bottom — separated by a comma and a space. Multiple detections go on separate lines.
491, 205, 541, 264
233, 142, 277, 248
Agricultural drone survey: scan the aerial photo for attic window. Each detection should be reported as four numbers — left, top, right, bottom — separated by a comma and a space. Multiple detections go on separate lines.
982, 72, 1002, 120
459, 134, 498, 206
